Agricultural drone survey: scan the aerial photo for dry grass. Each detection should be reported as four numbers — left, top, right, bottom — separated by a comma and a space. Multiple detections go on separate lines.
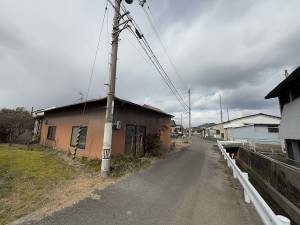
0, 144, 150, 225
172, 138, 191, 152
79, 156, 150, 177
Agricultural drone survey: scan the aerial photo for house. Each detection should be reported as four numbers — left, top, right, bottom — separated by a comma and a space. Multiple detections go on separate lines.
192, 126, 201, 134
205, 123, 225, 139
38, 97, 173, 159
197, 123, 216, 138
265, 66, 300, 162
171, 120, 183, 134
223, 113, 281, 145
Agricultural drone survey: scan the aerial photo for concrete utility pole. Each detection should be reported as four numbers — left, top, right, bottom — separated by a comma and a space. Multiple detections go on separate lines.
219, 94, 223, 124
227, 106, 230, 121
188, 88, 191, 140
181, 113, 183, 129
101, 0, 122, 177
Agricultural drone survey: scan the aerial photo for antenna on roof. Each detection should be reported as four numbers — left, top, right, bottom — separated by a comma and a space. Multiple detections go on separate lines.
77, 92, 85, 102
284, 69, 289, 78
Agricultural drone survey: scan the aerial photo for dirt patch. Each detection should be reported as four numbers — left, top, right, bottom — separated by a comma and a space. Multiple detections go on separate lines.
172, 138, 191, 152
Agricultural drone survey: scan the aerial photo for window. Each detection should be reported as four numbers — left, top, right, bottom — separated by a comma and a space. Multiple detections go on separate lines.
216, 130, 220, 135
70, 126, 88, 149
47, 126, 56, 140
268, 127, 279, 133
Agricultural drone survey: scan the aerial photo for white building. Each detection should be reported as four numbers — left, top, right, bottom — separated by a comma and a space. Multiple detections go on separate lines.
223, 113, 281, 145
205, 123, 225, 139
265, 66, 300, 162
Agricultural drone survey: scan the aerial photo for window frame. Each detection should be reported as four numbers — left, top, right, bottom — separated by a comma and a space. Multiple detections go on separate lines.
47, 126, 56, 140
268, 127, 279, 133
70, 126, 88, 149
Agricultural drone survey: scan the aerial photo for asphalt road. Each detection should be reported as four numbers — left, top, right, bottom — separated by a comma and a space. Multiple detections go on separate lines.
29, 138, 262, 225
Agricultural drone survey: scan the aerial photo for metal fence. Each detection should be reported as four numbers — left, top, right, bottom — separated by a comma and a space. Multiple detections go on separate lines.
217, 140, 291, 225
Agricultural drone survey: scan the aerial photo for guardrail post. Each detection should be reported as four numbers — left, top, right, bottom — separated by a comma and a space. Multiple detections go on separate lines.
242, 172, 251, 203
226, 153, 231, 167
277, 215, 291, 225
232, 159, 237, 178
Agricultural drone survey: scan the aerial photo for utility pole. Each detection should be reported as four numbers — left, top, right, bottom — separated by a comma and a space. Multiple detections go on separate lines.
101, 0, 121, 177
219, 94, 223, 124
181, 113, 183, 132
227, 106, 230, 121
188, 88, 191, 140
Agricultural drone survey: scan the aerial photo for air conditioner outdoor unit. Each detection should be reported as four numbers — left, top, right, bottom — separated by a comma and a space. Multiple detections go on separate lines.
116, 121, 122, 129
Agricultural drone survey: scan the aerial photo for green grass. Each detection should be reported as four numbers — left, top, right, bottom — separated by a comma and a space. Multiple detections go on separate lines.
80, 155, 151, 177
0, 145, 75, 225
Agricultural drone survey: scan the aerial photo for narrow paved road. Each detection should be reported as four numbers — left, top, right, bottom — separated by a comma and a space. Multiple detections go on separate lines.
29, 138, 262, 225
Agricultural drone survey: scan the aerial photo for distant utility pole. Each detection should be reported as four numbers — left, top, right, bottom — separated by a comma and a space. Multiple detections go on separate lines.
181, 113, 183, 130
219, 94, 223, 124
227, 106, 230, 121
188, 88, 191, 140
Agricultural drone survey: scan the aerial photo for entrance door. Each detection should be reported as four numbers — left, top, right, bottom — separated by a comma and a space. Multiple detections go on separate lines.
125, 125, 146, 157
135, 126, 146, 157
125, 125, 136, 156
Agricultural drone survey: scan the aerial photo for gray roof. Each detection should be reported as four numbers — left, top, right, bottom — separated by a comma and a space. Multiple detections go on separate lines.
39, 97, 173, 118
222, 113, 280, 124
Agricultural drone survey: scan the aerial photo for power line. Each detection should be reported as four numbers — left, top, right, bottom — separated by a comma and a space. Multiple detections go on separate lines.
127, 27, 188, 112
129, 27, 189, 111
143, 2, 188, 90
82, 0, 109, 115
106, 0, 189, 112
125, 24, 189, 111
119, 3, 189, 111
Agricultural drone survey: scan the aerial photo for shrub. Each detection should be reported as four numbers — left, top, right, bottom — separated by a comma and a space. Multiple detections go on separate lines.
145, 133, 164, 157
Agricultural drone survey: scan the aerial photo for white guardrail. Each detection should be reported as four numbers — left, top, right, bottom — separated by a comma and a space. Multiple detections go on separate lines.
217, 140, 291, 225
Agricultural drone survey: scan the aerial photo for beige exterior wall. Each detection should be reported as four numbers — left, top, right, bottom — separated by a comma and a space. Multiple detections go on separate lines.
206, 123, 226, 139
40, 107, 106, 159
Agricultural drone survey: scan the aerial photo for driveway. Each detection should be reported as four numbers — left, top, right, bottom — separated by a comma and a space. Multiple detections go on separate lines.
27, 138, 262, 225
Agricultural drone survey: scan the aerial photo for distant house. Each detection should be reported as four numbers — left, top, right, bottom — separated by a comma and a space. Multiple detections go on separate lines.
265, 66, 300, 162
171, 120, 183, 134
223, 113, 281, 145
192, 126, 201, 134
37, 97, 173, 159
197, 123, 216, 138
205, 123, 225, 139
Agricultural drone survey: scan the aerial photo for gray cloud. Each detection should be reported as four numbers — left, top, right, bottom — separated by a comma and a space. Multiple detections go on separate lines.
0, 0, 299, 126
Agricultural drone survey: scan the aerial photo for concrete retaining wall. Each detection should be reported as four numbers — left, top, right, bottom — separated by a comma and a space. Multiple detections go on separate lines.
237, 147, 300, 225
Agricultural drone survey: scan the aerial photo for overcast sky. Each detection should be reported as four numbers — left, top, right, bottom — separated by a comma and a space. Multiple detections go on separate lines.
1, 0, 300, 126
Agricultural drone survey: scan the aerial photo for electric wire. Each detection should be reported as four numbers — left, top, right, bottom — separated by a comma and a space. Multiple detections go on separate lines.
82, 0, 109, 115
106, 0, 188, 111
128, 26, 189, 112
123, 4, 189, 110
143, 2, 188, 91
119, 3, 189, 111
